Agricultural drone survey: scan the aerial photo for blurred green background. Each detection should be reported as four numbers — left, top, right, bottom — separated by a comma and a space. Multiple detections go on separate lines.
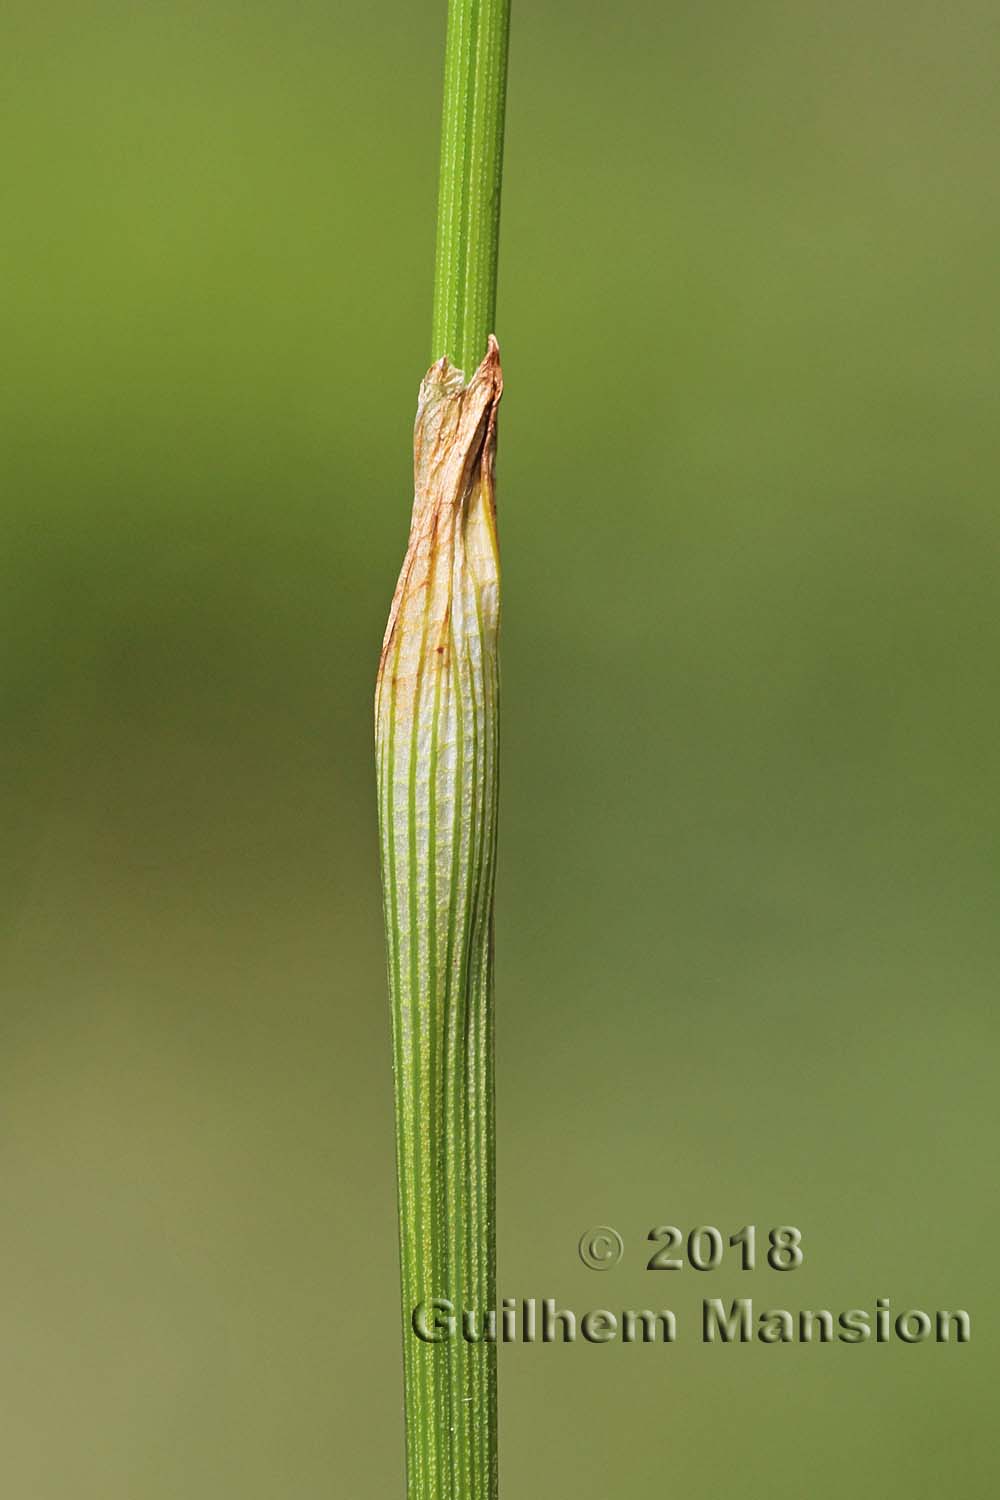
2, 0, 997, 1494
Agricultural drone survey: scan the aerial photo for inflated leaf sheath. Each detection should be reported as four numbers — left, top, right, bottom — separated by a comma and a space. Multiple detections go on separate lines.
376, 338, 502, 1500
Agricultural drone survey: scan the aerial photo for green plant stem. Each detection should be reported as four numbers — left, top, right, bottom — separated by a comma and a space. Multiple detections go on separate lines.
378, 12, 509, 1499
376, 350, 503, 1500
432, 0, 512, 376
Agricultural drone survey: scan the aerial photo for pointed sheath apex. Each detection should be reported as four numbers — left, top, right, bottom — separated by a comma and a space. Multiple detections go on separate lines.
376, 349, 504, 695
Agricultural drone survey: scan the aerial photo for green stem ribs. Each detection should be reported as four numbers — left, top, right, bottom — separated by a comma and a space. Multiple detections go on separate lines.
376, 345, 503, 1500
378, 7, 510, 1493
432, 0, 511, 377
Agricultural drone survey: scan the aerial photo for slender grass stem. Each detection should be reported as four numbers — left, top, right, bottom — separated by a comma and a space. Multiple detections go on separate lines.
432, 0, 512, 376
377, 9, 510, 1498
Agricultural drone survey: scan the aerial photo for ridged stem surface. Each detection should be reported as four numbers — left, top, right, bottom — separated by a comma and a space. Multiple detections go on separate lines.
376, 343, 503, 1500
432, 0, 511, 376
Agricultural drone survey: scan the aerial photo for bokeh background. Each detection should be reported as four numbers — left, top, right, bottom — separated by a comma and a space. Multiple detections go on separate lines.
2, 1, 998, 1494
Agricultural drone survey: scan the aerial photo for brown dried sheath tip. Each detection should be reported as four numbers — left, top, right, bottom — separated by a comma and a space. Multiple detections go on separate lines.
378, 335, 502, 693
375, 339, 503, 1500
